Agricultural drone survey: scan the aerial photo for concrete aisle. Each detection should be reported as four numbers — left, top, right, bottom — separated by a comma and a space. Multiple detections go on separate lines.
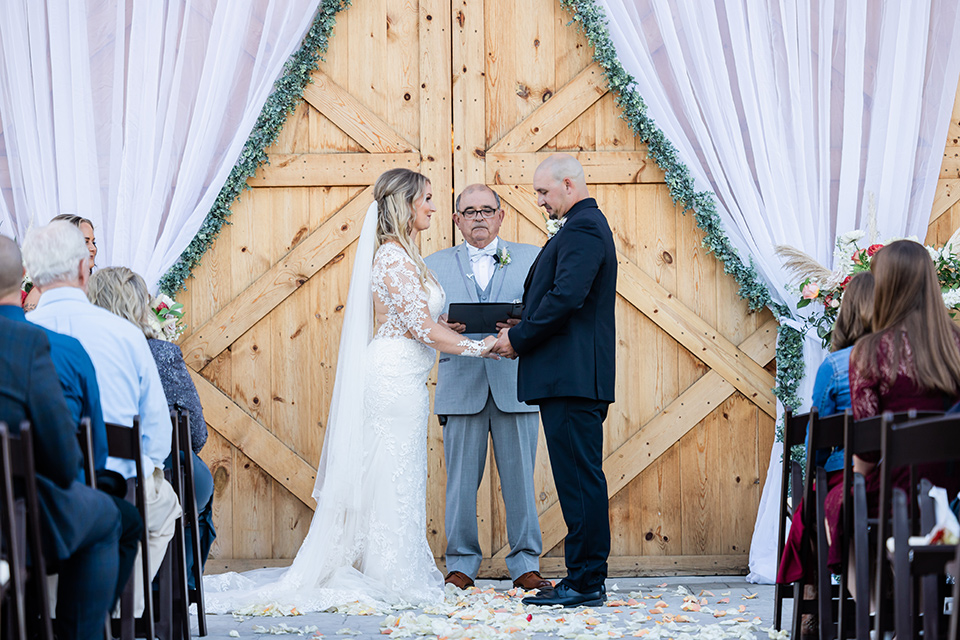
193, 576, 791, 640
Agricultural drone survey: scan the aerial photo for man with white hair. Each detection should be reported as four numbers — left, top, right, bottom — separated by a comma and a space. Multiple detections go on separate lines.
23, 221, 180, 612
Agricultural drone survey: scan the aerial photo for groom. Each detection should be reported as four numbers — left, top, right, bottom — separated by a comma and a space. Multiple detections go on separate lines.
425, 184, 549, 591
493, 154, 617, 607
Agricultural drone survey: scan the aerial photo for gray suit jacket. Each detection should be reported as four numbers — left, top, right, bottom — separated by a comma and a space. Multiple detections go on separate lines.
425, 239, 540, 415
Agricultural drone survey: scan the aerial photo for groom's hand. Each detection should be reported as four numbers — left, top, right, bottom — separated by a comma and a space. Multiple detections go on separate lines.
439, 313, 466, 333
493, 327, 517, 359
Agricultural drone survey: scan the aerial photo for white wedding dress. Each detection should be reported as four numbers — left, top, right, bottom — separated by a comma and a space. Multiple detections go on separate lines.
204, 205, 485, 614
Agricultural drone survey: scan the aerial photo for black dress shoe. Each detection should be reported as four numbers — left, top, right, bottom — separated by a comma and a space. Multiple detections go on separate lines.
521, 583, 606, 607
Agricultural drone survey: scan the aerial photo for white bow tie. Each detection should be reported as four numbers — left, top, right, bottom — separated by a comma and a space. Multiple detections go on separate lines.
469, 245, 497, 262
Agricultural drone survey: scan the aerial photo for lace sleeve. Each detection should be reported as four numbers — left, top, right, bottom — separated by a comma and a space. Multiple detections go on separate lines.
372, 245, 486, 357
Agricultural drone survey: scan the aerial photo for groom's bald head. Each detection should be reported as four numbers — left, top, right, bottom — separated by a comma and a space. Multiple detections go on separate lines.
533, 154, 590, 219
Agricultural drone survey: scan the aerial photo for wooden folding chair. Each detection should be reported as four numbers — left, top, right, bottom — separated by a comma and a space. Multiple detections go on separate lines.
803, 408, 848, 640
948, 542, 960, 640
0, 423, 27, 640
3, 423, 54, 640
174, 408, 207, 636
105, 418, 155, 640
841, 409, 942, 639
878, 414, 960, 639
163, 409, 191, 640
774, 409, 810, 635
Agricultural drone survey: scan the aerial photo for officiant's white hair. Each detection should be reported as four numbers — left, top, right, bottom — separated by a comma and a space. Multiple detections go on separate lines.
21, 221, 88, 288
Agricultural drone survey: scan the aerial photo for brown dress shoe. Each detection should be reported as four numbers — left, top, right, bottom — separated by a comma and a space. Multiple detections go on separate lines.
512, 571, 552, 591
444, 571, 475, 589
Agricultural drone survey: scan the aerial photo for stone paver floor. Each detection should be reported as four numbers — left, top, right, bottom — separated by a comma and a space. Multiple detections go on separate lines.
193, 576, 790, 640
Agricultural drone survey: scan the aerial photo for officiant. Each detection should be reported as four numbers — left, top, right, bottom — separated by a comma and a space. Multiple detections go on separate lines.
425, 184, 549, 592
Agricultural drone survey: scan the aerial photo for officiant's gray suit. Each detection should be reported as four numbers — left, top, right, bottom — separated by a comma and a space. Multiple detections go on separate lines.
425, 239, 542, 581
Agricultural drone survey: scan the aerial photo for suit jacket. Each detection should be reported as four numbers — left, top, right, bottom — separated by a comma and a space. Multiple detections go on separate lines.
509, 198, 617, 403
425, 239, 540, 414
0, 313, 117, 561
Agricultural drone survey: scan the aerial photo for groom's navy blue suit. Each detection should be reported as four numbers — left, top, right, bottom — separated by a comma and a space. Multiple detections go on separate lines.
509, 197, 616, 593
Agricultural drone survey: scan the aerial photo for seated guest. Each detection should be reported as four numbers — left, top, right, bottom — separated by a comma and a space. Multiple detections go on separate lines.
21, 221, 180, 614
0, 234, 122, 640
0, 238, 142, 607
88, 266, 216, 588
777, 272, 874, 635
22, 215, 95, 312
825, 240, 960, 603
50, 214, 97, 274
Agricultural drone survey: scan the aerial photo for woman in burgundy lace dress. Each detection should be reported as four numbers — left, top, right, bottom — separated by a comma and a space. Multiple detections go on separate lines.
823, 239, 960, 600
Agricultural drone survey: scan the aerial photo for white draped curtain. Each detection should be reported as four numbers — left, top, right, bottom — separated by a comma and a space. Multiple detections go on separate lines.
596, 0, 960, 581
0, 0, 321, 289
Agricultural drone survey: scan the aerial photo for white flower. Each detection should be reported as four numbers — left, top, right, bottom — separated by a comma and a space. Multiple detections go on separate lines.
943, 288, 960, 309
837, 230, 865, 247
545, 217, 566, 238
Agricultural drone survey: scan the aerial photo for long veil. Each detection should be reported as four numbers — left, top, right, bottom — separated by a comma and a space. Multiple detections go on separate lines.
204, 202, 392, 613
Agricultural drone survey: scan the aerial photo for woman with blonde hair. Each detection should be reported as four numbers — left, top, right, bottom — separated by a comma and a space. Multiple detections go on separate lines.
87, 266, 216, 588
203, 168, 497, 613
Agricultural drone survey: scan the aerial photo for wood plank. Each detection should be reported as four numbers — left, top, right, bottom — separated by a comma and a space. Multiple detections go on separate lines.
200, 428, 234, 559
929, 178, 960, 226
418, 0, 453, 257
180, 186, 374, 371
302, 71, 416, 154
496, 184, 776, 415
493, 318, 778, 559
248, 153, 420, 187
191, 369, 317, 509
452, 0, 487, 193
476, 555, 748, 578
488, 151, 665, 184
206, 554, 748, 577
488, 62, 608, 153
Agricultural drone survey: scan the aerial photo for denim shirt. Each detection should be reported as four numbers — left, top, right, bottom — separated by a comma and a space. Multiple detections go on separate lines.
810, 346, 852, 472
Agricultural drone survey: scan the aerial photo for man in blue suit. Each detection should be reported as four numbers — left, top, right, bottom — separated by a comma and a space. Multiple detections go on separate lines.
0, 234, 122, 640
425, 184, 550, 592
494, 154, 617, 607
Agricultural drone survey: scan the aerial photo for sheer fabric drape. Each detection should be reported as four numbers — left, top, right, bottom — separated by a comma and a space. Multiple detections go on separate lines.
0, 0, 321, 289
596, 0, 960, 581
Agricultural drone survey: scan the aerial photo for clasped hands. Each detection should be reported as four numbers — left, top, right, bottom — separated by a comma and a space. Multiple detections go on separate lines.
438, 315, 520, 359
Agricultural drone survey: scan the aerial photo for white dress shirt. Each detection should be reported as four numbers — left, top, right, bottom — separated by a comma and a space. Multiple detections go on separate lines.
29, 287, 172, 479
467, 237, 499, 291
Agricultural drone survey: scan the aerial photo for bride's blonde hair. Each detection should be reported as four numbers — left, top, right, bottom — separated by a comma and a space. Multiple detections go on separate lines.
373, 168, 432, 288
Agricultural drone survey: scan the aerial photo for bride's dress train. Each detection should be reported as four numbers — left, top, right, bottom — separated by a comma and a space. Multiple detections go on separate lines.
204, 206, 484, 614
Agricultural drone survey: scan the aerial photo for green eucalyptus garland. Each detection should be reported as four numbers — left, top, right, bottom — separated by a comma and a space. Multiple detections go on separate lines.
558, 0, 804, 429
157, 0, 351, 296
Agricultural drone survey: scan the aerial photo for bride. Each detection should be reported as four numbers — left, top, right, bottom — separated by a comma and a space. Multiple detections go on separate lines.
204, 169, 498, 614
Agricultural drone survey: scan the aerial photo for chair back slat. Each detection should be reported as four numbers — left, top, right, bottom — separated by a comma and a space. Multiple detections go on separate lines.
783, 410, 810, 448
76, 418, 96, 489
0, 423, 27, 640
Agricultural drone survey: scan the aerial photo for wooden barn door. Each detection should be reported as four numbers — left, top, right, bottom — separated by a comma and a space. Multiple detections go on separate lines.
177, 0, 777, 576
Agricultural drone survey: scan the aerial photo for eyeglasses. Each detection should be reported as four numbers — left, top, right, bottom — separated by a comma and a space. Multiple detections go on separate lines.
458, 207, 498, 220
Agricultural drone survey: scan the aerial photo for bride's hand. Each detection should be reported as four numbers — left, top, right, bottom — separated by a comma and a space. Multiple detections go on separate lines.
480, 335, 500, 359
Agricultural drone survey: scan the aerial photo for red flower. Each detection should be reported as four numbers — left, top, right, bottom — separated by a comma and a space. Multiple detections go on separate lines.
840, 276, 852, 289
157, 302, 168, 311
866, 243, 883, 257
